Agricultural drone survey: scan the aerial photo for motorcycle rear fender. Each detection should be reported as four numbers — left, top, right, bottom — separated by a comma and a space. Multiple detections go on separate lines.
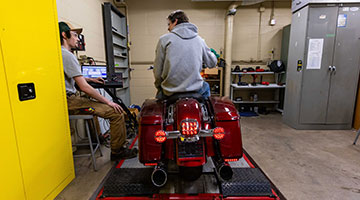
175, 98, 206, 166
175, 98, 202, 130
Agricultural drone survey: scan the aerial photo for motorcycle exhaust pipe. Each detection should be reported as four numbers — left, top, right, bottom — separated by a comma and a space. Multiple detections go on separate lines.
151, 164, 168, 187
212, 157, 233, 180
218, 162, 233, 180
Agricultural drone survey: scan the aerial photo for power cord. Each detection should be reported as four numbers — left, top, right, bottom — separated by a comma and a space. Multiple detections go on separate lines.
74, 119, 85, 140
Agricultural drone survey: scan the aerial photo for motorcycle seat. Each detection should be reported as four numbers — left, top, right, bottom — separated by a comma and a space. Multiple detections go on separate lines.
164, 92, 206, 105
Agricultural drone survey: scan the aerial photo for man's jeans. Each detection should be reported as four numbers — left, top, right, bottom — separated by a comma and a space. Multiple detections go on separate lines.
67, 94, 126, 153
156, 81, 211, 99
198, 81, 210, 98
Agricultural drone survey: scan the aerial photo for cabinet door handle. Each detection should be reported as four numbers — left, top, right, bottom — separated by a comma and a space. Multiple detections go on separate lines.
332, 66, 336, 72
329, 66, 332, 71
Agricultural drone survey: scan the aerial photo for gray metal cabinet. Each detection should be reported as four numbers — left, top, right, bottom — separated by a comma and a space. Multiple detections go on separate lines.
283, 2, 360, 129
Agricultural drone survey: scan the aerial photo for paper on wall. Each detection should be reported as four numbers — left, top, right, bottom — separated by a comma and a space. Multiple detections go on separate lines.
337, 14, 347, 27
306, 38, 324, 70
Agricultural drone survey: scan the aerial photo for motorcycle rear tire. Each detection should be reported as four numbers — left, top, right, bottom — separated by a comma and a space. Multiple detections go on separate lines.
179, 166, 203, 181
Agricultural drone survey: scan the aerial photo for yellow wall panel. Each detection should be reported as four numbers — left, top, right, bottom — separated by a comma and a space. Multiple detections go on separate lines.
0, 0, 74, 199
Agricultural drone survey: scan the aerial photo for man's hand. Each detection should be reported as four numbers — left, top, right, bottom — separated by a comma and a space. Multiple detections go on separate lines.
107, 101, 124, 113
210, 48, 220, 59
86, 77, 105, 84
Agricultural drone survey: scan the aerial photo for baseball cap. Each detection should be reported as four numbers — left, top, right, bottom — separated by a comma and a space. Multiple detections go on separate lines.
59, 21, 82, 34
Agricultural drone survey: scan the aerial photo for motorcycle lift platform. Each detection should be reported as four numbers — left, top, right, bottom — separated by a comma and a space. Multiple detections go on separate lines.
91, 137, 285, 200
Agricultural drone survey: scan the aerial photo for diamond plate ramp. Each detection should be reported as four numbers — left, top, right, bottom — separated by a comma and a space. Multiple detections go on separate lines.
102, 168, 159, 197
221, 168, 273, 197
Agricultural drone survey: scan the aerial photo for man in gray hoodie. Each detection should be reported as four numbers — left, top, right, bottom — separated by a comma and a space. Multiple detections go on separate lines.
153, 10, 217, 99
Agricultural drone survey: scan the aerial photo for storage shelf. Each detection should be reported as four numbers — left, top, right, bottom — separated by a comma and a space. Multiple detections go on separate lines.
231, 71, 285, 75
114, 54, 127, 59
115, 65, 128, 69
232, 100, 280, 104
105, 2, 130, 106
232, 71, 274, 75
230, 66, 285, 111
276, 108, 284, 113
113, 42, 127, 49
231, 83, 286, 89
112, 29, 126, 38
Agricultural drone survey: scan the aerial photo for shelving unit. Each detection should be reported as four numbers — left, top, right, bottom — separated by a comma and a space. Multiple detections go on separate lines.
230, 70, 285, 111
231, 83, 285, 89
204, 67, 223, 96
103, 2, 130, 106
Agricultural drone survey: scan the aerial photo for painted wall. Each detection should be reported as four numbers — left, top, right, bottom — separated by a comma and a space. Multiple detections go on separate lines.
232, 1, 292, 62
57, 0, 112, 63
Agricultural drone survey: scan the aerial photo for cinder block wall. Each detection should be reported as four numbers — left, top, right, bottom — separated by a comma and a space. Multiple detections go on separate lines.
56, 0, 292, 106
127, 0, 291, 105
57, 0, 112, 63
233, 1, 291, 62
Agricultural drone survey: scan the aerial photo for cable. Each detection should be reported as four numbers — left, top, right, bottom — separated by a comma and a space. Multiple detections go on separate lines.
74, 119, 85, 140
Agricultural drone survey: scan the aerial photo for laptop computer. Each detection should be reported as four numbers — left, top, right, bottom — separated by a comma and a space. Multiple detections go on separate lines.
81, 65, 107, 79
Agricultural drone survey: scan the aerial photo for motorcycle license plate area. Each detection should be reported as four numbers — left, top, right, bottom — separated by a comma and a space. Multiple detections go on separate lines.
92, 137, 284, 200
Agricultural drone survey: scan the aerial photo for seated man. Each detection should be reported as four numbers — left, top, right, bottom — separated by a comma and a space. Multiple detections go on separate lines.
153, 10, 217, 99
59, 21, 137, 161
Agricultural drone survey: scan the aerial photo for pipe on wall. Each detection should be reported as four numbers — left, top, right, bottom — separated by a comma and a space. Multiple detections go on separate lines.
223, 0, 265, 96
224, 3, 240, 97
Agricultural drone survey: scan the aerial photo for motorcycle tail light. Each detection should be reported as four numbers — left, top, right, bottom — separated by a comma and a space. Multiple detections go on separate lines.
154, 130, 166, 143
180, 119, 199, 136
224, 158, 239, 162
145, 163, 157, 166
213, 127, 225, 140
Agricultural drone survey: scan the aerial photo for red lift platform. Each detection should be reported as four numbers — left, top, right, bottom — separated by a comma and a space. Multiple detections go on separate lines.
91, 137, 285, 200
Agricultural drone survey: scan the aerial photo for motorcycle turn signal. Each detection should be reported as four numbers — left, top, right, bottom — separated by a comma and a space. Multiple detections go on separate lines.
213, 127, 225, 140
154, 130, 167, 143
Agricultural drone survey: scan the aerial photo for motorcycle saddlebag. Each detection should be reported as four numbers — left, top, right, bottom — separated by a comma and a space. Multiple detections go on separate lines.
209, 97, 243, 158
138, 99, 163, 163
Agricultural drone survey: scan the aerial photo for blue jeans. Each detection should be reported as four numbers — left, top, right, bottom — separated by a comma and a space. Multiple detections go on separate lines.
156, 82, 210, 99
198, 81, 210, 98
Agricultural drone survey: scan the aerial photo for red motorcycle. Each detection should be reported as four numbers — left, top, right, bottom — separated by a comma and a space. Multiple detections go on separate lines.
138, 92, 243, 187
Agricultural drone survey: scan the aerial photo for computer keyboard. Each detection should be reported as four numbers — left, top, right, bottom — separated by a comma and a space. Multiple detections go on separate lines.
90, 81, 123, 88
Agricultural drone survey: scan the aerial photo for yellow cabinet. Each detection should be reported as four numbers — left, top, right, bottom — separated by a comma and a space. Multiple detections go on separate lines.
0, 1, 74, 199
0, 40, 27, 200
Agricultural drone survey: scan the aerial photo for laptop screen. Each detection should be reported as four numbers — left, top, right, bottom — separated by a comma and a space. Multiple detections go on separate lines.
81, 65, 107, 79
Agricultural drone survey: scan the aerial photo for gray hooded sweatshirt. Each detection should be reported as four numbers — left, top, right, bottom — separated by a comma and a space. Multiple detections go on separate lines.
153, 22, 217, 97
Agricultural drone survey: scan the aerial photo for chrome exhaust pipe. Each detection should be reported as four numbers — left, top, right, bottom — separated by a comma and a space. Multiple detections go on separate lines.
151, 165, 168, 187
212, 157, 233, 180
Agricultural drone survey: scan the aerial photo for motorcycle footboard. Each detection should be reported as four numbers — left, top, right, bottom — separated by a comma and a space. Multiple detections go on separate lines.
219, 168, 273, 197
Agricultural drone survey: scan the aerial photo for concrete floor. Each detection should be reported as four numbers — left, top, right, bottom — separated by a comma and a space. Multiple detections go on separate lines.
55, 113, 360, 200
